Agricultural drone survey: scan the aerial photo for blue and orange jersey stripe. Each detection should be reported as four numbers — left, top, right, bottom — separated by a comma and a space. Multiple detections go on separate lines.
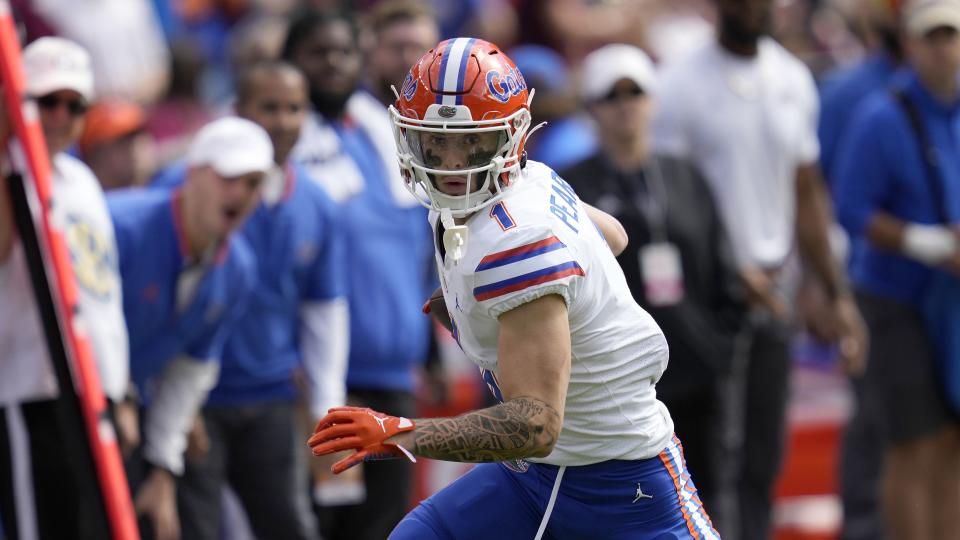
475, 236, 566, 271
473, 261, 584, 301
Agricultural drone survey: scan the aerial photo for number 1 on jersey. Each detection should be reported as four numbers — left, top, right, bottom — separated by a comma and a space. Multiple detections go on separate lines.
489, 202, 516, 231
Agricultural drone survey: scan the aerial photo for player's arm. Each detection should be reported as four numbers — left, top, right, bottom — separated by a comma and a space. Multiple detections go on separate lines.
410, 293, 568, 461
309, 294, 570, 470
584, 202, 628, 256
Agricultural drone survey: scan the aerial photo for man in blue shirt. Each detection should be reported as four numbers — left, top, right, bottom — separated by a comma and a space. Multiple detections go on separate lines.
171, 61, 347, 540
833, 2, 960, 537
817, 4, 903, 538
108, 116, 272, 540
819, 1, 903, 183
284, 10, 438, 540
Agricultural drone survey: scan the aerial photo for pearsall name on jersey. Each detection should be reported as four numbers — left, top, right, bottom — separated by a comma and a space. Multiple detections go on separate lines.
429, 161, 675, 467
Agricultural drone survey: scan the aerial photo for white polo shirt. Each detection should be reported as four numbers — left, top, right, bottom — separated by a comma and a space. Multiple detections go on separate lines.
651, 37, 820, 269
0, 154, 129, 404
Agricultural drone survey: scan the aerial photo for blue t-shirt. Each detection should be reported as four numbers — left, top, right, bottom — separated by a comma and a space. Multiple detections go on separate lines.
212, 164, 347, 405
328, 121, 435, 393
153, 162, 349, 403
833, 69, 960, 305
818, 53, 900, 183
108, 187, 255, 392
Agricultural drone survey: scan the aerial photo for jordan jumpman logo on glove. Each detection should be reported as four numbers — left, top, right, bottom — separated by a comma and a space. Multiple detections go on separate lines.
308, 406, 417, 474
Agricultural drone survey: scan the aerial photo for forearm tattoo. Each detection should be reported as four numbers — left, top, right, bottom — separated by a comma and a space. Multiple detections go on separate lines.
413, 396, 561, 462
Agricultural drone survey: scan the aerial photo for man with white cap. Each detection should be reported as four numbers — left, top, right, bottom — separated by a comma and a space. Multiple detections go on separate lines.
106, 116, 271, 540
833, 1, 960, 537
0, 37, 129, 540
652, 0, 867, 537
561, 44, 745, 523
153, 61, 343, 540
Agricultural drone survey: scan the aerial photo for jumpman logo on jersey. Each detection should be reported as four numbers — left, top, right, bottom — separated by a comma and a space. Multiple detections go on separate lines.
633, 483, 653, 503
369, 412, 388, 433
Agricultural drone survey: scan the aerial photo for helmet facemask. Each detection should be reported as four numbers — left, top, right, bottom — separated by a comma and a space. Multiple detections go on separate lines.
390, 99, 532, 218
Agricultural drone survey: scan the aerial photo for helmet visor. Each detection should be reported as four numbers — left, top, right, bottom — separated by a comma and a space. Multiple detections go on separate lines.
402, 125, 510, 197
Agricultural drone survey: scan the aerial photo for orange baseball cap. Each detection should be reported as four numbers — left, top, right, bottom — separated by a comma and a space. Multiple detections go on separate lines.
79, 99, 146, 156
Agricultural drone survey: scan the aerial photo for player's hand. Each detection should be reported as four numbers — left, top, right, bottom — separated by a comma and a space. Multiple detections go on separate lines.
307, 406, 416, 474
134, 467, 180, 540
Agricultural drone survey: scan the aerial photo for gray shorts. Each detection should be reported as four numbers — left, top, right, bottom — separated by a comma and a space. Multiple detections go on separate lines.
857, 290, 956, 442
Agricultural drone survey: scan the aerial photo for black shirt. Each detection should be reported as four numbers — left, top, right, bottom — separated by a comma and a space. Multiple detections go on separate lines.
561, 153, 745, 397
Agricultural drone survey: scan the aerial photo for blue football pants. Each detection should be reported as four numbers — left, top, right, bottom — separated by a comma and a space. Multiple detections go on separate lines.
390, 435, 719, 539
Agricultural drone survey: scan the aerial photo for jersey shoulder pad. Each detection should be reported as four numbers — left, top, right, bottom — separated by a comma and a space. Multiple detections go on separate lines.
471, 222, 584, 318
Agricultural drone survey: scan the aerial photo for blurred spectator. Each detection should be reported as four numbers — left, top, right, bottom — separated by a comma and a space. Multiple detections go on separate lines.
200, 12, 290, 111
202, 12, 290, 114
818, 2, 904, 538
820, 0, 904, 184
367, 0, 440, 106
283, 10, 437, 540
169, 61, 345, 540
227, 13, 289, 76
644, 0, 715, 63
108, 116, 271, 540
832, 1, 960, 537
516, 0, 650, 62
427, 0, 518, 45
80, 99, 157, 190
561, 43, 745, 522
28, 0, 170, 104
146, 40, 215, 168
8, 0, 57, 42
652, 0, 866, 537
509, 44, 597, 171
151, 0, 249, 65
0, 36, 128, 540
772, 0, 826, 70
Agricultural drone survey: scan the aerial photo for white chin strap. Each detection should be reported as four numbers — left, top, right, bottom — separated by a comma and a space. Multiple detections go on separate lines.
440, 208, 469, 265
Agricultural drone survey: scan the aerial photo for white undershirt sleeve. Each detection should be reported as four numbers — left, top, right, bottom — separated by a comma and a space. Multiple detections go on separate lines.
300, 298, 349, 421
142, 355, 219, 475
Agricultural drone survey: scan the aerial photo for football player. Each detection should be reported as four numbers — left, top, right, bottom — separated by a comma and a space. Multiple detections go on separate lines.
309, 38, 717, 539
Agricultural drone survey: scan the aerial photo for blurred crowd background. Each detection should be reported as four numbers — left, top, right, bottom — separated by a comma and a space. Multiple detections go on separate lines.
5, 0, 896, 182
1, 0, 959, 539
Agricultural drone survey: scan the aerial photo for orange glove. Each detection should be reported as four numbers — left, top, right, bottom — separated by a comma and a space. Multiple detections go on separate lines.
308, 406, 417, 474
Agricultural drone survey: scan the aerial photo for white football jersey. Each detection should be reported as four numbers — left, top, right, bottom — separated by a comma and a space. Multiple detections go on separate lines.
0, 154, 129, 404
430, 161, 674, 466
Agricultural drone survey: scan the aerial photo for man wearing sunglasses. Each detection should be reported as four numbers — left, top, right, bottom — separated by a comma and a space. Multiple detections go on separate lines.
0, 37, 129, 539
560, 44, 745, 527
